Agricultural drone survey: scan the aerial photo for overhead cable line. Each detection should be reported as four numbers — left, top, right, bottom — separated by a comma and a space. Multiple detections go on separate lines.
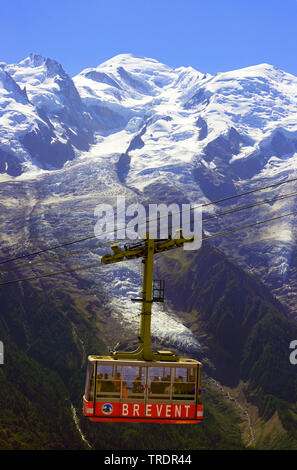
1, 208, 297, 288
0, 261, 102, 287
1, 188, 297, 274
0, 243, 103, 273
0, 234, 102, 266
1, 175, 297, 266
203, 189, 297, 223
201, 208, 297, 242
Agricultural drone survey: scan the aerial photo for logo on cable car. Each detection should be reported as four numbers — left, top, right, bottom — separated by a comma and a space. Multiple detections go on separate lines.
102, 403, 113, 415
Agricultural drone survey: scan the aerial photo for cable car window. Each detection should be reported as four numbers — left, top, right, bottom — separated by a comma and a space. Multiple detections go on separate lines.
96, 364, 122, 398
122, 366, 145, 398
172, 367, 196, 400
148, 366, 171, 399
85, 362, 95, 401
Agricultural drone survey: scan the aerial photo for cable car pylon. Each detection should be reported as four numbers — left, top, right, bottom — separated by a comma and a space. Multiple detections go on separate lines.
83, 229, 203, 424
101, 230, 194, 362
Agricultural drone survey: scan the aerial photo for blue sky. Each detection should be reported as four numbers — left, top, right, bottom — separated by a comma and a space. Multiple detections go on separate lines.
1, 0, 297, 77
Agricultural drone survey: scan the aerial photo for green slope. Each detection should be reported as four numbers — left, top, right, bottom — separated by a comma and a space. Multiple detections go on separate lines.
157, 241, 297, 447
1, 240, 297, 449
0, 281, 106, 450
0, 266, 245, 450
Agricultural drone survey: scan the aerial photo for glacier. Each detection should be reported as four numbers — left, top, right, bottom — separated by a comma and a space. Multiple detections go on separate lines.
1, 52, 297, 353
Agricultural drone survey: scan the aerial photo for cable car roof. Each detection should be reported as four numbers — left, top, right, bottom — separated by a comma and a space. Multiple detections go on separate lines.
87, 355, 201, 366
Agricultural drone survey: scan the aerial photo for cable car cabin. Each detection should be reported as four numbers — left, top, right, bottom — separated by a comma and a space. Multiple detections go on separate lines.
83, 356, 203, 424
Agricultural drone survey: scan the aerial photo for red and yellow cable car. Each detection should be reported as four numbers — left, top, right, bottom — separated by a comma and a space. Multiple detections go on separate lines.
83, 357, 202, 423
83, 234, 203, 424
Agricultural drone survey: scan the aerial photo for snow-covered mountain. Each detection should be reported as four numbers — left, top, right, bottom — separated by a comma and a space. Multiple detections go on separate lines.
2, 53, 297, 186
1, 52, 297, 349
75, 56, 297, 203
0, 53, 99, 174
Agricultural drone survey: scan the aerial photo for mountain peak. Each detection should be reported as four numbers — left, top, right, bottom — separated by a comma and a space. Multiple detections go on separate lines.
17, 53, 68, 79
96, 53, 173, 74
99, 53, 166, 65
19, 53, 47, 68
75, 53, 176, 94
219, 62, 290, 81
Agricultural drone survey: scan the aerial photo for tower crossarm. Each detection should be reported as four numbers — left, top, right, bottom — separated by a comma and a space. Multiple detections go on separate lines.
99, 231, 195, 361
101, 230, 194, 265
